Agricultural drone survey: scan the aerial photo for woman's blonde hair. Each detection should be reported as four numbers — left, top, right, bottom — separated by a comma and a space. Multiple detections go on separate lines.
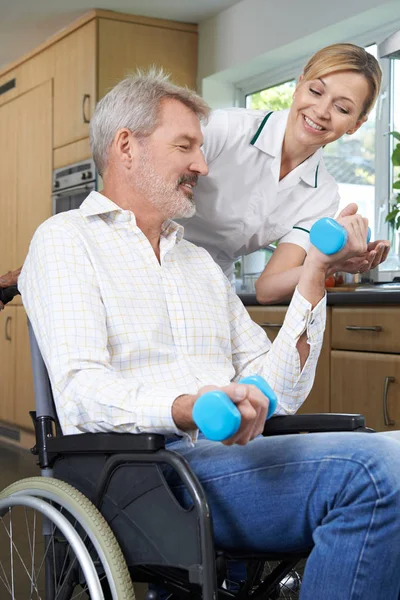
302, 43, 382, 116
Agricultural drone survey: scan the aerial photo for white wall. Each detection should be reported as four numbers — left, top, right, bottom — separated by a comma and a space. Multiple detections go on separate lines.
198, 0, 400, 107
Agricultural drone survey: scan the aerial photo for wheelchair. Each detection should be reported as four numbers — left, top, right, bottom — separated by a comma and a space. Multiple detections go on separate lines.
0, 284, 374, 599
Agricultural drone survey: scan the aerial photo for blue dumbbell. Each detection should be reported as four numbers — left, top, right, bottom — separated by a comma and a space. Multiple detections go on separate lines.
310, 217, 371, 255
192, 375, 278, 442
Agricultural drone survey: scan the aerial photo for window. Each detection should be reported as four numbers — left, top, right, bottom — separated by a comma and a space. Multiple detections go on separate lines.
324, 44, 377, 233
392, 55, 400, 194
246, 80, 295, 111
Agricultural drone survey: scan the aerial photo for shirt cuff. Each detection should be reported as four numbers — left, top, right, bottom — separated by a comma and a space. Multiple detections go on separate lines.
282, 287, 326, 344
139, 388, 198, 442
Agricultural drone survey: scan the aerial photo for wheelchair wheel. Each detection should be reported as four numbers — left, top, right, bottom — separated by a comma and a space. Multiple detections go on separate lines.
263, 560, 303, 600
0, 477, 135, 600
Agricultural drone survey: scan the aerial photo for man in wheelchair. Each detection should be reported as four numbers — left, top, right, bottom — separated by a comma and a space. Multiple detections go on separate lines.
18, 70, 400, 599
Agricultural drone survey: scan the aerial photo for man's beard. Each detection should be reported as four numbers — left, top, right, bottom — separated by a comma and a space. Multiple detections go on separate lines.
134, 145, 198, 219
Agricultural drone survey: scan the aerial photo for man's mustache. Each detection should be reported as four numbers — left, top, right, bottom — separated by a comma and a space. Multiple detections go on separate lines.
178, 174, 198, 187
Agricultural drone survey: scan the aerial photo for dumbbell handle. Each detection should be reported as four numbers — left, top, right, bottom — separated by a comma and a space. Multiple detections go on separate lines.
192, 375, 278, 442
310, 217, 371, 256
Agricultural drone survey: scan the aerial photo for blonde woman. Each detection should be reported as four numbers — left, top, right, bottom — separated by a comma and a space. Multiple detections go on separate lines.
183, 43, 390, 302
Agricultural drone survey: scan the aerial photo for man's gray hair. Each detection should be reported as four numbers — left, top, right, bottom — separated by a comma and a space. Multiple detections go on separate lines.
90, 68, 210, 176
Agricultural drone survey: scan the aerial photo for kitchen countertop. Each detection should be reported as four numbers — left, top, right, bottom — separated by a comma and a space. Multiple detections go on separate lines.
239, 284, 400, 306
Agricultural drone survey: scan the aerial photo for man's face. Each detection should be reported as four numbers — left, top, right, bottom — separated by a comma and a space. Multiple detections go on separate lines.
134, 98, 208, 219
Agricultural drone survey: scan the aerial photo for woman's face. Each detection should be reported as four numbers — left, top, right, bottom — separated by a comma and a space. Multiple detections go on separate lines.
287, 70, 370, 150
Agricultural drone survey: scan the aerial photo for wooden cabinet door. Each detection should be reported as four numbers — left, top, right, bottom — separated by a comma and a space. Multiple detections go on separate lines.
14, 307, 35, 430
331, 350, 400, 432
332, 306, 400, 354
54, 20, 96, 148
15, 80, 53, 268
246, 306, 331, 414
0, 307, 16, 424
0, 99, 17, 276
98, 18, 197, 99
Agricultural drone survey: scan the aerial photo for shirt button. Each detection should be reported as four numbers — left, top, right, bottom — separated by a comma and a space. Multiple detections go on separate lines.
310, 319, 315, 325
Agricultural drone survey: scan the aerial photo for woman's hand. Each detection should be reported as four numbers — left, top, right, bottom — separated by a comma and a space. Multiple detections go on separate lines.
0, 267, 22, 311
0, 267, 22, 288
325, 204, 390, 274
327, 239, 391, 275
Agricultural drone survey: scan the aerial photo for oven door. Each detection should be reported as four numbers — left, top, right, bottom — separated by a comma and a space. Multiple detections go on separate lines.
52, 183, 95, 215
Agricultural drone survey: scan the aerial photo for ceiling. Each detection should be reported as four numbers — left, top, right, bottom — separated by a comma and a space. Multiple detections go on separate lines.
0, 0, 241, 69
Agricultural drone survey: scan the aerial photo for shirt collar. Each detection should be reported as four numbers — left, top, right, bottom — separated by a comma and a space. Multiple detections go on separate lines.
161, 219, 184, 244
250, 109, 288, 157
80, 191, 124, 217
298, 149, 323, 188
80, 191, 184, 243
250, 109, 322, 188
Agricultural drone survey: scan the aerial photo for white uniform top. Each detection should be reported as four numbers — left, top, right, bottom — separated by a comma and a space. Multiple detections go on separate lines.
181, 108, 340, 279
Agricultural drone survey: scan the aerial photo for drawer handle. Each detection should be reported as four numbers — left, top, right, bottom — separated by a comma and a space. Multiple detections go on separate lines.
5, 316, 11, 341
383, 376, 395, 426
82, 94, 91, 124
260, 322, 282, 329
345, 325, 383, 332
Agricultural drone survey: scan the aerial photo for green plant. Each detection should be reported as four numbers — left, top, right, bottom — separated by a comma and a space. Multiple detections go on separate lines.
385, 131, 400, 230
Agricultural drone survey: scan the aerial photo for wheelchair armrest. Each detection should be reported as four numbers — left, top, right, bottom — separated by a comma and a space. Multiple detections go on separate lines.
46, 432, 166, 454
263, 413, 368, 436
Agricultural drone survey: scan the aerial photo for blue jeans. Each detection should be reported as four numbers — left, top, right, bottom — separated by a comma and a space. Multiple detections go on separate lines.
161, 432, 400, 600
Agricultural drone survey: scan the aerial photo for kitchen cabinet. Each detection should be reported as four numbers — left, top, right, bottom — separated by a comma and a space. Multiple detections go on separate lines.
331, 306, 400, 432
0, 307, 34, 432
53, 20, 96, 149
97, 17, 197, 98
14, 308, 35, 430
0, 79, 52, 302
246, 306, 331, 414
51, 11, 198, 153
0, 308, 16, 424
0, 81, 52, 436
16, 80, 53, 267
0, 47, 54, 109
0, 97, 17, 277
331, 350, 400, 432
331, 306, 399, 353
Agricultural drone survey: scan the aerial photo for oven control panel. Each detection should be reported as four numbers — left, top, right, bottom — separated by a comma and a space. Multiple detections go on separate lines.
53, 158, 96, 192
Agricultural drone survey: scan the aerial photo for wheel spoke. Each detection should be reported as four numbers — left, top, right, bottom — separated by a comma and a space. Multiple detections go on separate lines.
1, 509, 42, 598
0, 562, 12, 595
24, 506, 41, 597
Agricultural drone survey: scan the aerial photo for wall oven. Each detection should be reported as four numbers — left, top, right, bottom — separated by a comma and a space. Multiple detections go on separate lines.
52, 158, 97, 215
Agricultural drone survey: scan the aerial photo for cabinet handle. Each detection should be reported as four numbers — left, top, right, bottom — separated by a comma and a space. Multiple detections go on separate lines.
5, 316, 11, 341
260, 322, 282, 329
345, 325, 383, 332
82, 94, 91, 124
383, 376, 395, 426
